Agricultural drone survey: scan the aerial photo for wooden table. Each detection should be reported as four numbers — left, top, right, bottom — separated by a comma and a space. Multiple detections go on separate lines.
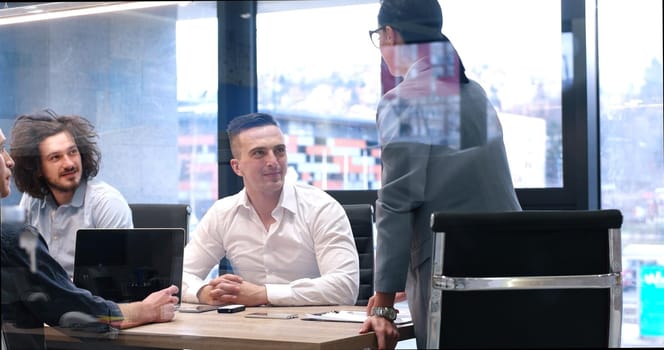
46, 304, 414, 350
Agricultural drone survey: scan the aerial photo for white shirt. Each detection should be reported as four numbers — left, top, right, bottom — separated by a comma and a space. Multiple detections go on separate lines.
19, 178, 133, 277
182, 180, 359, 306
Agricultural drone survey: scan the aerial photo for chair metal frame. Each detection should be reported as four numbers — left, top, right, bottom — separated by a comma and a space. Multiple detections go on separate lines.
427, 210, 623, 348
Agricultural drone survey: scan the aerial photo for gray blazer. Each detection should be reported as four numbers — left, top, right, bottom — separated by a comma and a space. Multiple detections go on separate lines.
374, 48, 522, 348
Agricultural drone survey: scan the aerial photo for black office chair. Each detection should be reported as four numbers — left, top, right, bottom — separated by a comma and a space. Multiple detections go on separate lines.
427, 209, 623, 349
129, 203, 191, 239
342, 204, 375, 306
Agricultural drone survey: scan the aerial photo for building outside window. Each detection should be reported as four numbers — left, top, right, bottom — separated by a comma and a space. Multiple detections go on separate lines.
257, 0, 562, 191
598, 0, 664, 345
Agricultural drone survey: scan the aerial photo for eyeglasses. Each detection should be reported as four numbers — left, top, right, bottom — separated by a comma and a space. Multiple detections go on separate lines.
368, 26, 385, 48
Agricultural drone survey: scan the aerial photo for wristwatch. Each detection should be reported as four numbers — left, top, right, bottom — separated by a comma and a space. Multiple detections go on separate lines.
371, 306, 397, 322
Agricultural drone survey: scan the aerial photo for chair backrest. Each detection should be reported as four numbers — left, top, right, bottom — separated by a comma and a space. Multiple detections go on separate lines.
129, 203, 191, 239
427, 209, 623, 349
343, 204, 375, 306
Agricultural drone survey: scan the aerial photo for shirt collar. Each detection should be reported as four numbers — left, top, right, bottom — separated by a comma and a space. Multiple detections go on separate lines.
42, 179, 87, 208
280, 180, 297, 214
404, 56, 431, 81
238, 180, 297, 215
70, 179, 87, 207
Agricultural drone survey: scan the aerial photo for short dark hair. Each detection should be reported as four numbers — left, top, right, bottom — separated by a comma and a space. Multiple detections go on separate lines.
227, 113, 280, 158
9, 109, 101, 199
378, 0, 444, 44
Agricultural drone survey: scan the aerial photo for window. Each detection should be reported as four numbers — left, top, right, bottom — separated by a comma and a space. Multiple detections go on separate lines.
255, 0, 664, 345
0, 2, 218, 230
257, 1, 382, 190
598, 0, 664, 345
3, 1, 661, 346
257, 0, 563, 191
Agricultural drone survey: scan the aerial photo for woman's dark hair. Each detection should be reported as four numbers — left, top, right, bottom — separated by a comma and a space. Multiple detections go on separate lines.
9, 109, 101, 199
378, 0, 469, 83
378, 0, 444, 44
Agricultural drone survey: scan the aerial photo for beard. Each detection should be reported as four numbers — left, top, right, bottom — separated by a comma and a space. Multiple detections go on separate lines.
47, 174, 81, 194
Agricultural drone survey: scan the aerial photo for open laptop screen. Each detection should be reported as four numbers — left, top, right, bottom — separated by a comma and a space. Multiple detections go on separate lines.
73, 228, 185, 303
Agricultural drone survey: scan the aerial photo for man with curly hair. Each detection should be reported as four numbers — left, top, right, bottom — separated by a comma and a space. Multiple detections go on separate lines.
9, 109, 133, 278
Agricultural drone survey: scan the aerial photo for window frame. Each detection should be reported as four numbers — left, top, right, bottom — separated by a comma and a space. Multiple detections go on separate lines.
218, 0, 600, 211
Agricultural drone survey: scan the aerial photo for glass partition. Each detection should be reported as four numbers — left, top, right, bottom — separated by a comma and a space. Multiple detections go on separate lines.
0, 2, 218, 230
598, 0, 664, 345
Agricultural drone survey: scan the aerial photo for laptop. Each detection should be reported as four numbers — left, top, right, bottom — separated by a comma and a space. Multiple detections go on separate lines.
73, 228, 185, 304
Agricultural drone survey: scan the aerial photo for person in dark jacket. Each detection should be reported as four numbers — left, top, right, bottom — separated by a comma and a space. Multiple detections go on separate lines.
1, 127, 179, 350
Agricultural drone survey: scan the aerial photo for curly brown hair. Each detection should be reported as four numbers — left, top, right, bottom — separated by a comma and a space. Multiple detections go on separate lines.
9, 109, 101, 199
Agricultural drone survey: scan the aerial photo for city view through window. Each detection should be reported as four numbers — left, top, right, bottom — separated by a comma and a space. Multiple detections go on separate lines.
597, 0, 663, 345
256, 1, 562, 191
177, 1, 663, 344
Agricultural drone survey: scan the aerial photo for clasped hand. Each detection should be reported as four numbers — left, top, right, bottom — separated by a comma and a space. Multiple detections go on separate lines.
201, 273, 268, 306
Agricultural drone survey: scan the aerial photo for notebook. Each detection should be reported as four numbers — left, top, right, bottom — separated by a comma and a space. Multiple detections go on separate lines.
73, 228, 185, 304
301, 310, 412, 325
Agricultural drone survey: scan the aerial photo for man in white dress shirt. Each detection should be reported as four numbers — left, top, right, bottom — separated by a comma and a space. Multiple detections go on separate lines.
182, 113, 359, 306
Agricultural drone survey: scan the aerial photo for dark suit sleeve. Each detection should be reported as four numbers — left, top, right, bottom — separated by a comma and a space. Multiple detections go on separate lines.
1, 222, 122, 332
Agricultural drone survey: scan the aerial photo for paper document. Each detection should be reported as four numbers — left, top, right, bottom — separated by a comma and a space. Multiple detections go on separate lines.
301, 310, 412, 325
